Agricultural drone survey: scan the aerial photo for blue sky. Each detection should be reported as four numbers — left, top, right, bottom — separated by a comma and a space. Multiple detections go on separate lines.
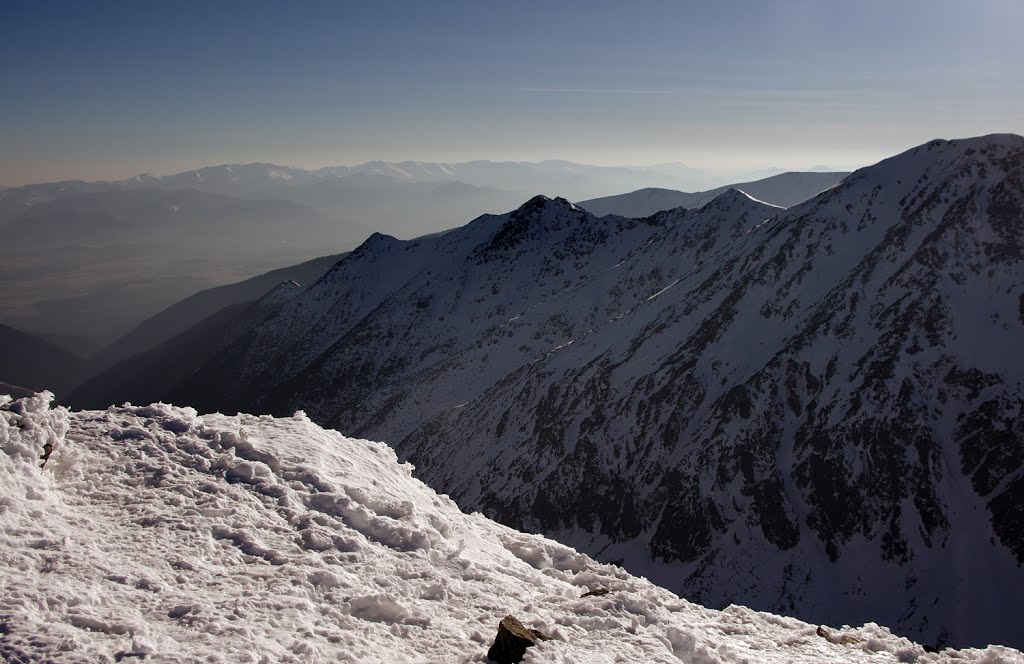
2, 0, 1021, 185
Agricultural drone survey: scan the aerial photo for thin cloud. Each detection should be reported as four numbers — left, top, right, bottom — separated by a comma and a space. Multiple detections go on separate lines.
520, 87, 674, 94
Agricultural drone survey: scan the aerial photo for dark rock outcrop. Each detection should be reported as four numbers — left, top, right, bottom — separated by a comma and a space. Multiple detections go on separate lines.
486, 615, 553, 663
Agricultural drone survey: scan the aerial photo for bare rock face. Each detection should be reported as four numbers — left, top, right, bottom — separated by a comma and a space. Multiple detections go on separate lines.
486, 615, 553, 663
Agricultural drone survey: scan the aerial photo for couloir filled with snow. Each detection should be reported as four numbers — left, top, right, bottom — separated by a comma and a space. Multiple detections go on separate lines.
1, 392, 1020, 663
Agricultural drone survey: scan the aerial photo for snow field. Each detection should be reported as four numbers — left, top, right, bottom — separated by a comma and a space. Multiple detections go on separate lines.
1, 392, 1021, 663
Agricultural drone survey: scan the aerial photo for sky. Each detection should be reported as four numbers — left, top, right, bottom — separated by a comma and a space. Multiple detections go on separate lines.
1, 0, 1022, 186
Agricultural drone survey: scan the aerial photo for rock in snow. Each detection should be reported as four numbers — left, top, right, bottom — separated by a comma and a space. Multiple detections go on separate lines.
2, 392, 1021, 663
486, 615, 553, 663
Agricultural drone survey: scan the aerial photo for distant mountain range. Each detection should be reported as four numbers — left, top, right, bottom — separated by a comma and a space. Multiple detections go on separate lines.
0, 187, 347, 354
0, 159, 724, 218
59, 135, 1024, 649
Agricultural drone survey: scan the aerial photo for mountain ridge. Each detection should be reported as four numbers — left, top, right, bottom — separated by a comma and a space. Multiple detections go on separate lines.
577, 171, 849, 217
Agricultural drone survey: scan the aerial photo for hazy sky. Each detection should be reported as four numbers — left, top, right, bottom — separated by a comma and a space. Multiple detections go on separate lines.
2, 0, 1022, 185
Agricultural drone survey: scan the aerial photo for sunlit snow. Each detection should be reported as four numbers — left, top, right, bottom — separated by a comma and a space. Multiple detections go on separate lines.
1, 392, 1020, 663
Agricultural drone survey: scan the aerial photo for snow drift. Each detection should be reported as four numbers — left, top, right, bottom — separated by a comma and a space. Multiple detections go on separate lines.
1, 392, 1021, 662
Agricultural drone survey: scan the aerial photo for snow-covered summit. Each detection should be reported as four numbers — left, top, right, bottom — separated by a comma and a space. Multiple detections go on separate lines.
834, 133, 1024, 202
3, 392, 1020, 663
697, 187, 784, 215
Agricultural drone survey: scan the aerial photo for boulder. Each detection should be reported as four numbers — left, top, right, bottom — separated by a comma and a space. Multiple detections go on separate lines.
486, 614, 552, 663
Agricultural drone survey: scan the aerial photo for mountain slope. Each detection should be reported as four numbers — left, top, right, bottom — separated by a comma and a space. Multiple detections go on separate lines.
168, 196, 659, 415
0, 324, 88, 394
4, 392, 1020, 662
88, 252, 346, 373
397, 134, 1024, 649
578, 171, 848, 217
67, 302, 256, 410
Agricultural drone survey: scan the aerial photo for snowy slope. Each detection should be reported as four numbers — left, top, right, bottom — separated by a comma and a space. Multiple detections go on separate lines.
3, 392, 1021, 663
397, 135, 1024, 649
171, 197, 665, 422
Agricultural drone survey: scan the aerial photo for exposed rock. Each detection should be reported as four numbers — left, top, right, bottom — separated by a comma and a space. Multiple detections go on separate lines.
39, 441, 53, 468
581, 587, 610, 598
486, 614, 553, 663
816, 625, 861, 645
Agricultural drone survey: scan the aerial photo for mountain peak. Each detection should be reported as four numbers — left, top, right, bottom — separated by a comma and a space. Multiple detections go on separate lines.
700, 187, 784, 213
473, 195, 589, 258
514, 194, 580, 216
349, 231, 401, 260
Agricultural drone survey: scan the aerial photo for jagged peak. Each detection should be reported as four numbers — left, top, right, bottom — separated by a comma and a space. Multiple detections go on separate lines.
471, 196, 588, 259
512, 194, 582, 217
355, 231, 400, 251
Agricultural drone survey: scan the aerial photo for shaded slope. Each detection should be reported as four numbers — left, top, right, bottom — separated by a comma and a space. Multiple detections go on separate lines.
0, 323, 88, 394
67, 302, 256, 410
89, 252, 345, 372
167, 193, 774, 433
399, 134, 1024, 649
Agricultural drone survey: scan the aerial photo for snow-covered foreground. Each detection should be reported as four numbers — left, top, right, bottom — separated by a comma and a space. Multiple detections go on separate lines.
1, 393, 1020, 663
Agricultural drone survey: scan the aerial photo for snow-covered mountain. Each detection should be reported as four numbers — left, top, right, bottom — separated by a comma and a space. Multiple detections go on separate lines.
403, 135, 1024, 649
4, 392, 1020, 662
402, 135, 1024, 649
144, 134, 1024, 650
577, 171, 849, 217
